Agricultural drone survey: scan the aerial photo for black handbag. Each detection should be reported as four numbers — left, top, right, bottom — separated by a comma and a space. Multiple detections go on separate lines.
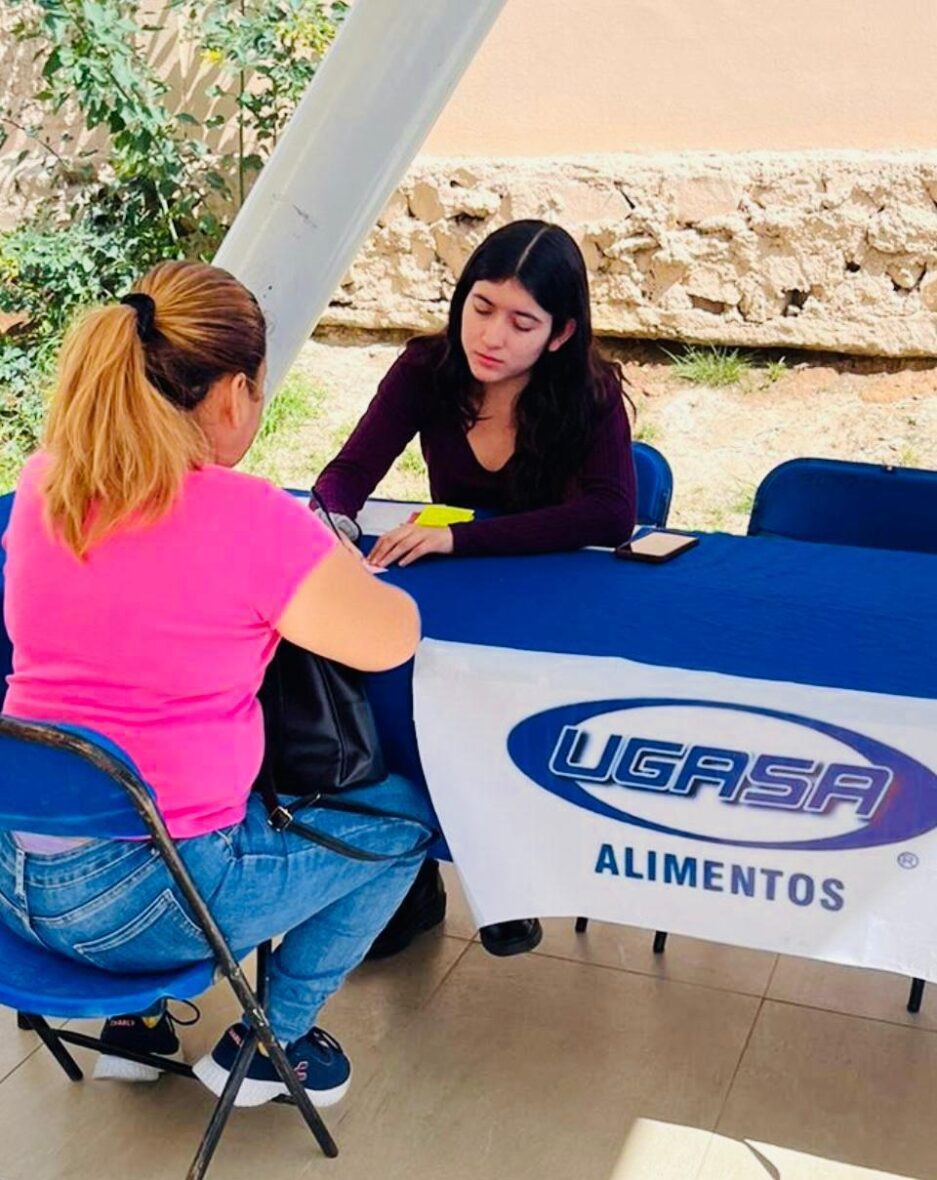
253, 639, 413, 863
252, 494, 433, 861
254, 640, 435, 862
256, 637, 386, 799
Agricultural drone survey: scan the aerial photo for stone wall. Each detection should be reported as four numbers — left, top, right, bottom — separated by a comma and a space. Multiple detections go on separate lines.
323, 153, 937, 357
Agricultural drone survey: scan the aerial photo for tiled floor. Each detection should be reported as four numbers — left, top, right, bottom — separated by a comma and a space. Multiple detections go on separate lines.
2, 865, 935, 1180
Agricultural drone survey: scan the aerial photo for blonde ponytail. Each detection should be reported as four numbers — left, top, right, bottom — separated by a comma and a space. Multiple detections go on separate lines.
44, 304, 206, 556
41, 261, 266, 557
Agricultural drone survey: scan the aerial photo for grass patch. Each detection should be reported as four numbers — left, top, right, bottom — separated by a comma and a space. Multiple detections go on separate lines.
246, 385, 431, 503
383, 442, 429, 502
399, 445, 427, 477
897, 446, 920, 468
762, 357, 788, 384
730, 483, 757, 517
256, 372, 320, 444
240, 371, 326, 486
666, 345, 752, 387
635, 421, 660, 444
328, 416, 360, 453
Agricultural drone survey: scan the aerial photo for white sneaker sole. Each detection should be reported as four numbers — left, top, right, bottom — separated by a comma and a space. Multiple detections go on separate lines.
192, 1052, 351, 1108
93, 1048, 184, 1083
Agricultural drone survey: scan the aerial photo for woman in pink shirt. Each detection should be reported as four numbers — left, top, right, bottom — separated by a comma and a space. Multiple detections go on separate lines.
0, 261, 431, 1108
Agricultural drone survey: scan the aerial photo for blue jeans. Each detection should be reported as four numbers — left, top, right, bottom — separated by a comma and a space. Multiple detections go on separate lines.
0, 777, 432, 1043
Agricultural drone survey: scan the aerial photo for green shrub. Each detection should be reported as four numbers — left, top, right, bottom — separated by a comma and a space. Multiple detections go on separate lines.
0, 0, 346, 488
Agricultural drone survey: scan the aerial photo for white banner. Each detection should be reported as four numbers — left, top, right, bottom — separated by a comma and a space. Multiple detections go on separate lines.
413, 639, 937, 980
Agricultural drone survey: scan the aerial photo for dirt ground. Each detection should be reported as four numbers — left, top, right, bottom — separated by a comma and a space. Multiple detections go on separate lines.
276, 331, 937, 535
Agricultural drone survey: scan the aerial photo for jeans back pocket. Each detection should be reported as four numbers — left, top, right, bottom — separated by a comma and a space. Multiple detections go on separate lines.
71, 888, 210, 972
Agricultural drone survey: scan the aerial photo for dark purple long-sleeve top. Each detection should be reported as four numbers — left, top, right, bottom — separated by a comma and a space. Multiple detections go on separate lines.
314, 340, 636, 557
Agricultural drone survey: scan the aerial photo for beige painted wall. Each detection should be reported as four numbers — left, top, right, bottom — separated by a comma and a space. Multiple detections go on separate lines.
423, 0, 937, 155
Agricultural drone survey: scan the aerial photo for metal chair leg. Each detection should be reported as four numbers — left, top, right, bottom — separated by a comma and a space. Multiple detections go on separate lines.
24, 1014, 83, 1081
187, 1029, 260, 1180
241, 943, 338, 1159
574, 917, 589, 933
255, 940, 270, 1007
652, 930, 668, 954
56, 1027, 194, 1079
908, 977, 925, 1014
187, 1024, 259, 1180
246, 1005, 337, 1151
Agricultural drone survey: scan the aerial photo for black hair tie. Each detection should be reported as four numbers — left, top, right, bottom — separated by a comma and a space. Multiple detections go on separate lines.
120, 292, 157, 343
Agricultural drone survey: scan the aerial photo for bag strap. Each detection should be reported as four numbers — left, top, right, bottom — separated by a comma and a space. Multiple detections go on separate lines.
258, 775, 436, 863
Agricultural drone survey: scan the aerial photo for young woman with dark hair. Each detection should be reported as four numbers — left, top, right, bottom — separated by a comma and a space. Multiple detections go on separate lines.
313, 220, 637, 957
316, 219, 635, 562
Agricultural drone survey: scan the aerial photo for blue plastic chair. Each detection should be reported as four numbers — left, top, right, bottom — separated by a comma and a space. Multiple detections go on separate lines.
747, 456, 937, 1014
632, 442, 673, 528
0, 716, 338, 1177
748, 457, 937, 552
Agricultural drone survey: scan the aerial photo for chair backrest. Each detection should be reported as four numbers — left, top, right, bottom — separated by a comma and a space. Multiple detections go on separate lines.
748, 457, 937, 554
0, 717, 155, 838
0, 715, 263, 1057
633, 442, 674, 528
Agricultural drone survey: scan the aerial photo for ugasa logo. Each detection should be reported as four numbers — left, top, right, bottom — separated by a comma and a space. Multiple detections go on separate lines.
507, 699, 937, 851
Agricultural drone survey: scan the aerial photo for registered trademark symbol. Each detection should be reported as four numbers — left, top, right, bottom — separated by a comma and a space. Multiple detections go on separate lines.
897, 852, 920, 870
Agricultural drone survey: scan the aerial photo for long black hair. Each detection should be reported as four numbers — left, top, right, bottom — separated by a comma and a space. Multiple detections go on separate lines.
429, 219, 628, 510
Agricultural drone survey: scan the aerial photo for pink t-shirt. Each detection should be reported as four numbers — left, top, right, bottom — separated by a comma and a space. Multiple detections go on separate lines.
3, 454, 336, 838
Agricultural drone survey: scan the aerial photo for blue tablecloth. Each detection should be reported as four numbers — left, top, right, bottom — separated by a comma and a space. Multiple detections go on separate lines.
2, 492, 934, 836
365, 532, 937, 796
3, 494, 935, 965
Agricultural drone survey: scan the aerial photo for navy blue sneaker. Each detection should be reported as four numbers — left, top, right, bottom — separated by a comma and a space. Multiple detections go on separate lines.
193, 1022, 351, 1108
93, 1002, 198, 1083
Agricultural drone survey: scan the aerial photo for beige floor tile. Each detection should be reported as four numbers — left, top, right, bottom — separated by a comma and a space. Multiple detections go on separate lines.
702, 1000, 937, 1180
327, 944, 759, 1180
319, 933, 470, 1091
699, 1134, 923, 1180
0, 1049, 331, 1179
0, 1013, 51, 1083
0, 936, 469, 1179
438, 861, 479, 941
606, 1118, 715, 1180
535, 917, 778, 997
768, 955, 937, 1031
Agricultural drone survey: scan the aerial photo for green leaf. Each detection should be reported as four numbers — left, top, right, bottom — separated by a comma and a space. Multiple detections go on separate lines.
0, 0, 347, 475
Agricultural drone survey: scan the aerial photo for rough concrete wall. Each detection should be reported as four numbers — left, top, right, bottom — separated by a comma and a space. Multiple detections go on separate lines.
323, 153, 937, 357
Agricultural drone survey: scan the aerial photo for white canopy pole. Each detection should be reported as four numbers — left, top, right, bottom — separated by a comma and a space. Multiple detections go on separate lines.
214, 0, 507, 396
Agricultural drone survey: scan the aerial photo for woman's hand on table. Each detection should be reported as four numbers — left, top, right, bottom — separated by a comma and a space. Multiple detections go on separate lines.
369, 524, 454, 568
333, 532, 390, 576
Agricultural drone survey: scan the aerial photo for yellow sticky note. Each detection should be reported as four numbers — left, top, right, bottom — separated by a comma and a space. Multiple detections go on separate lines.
413, 505, 475, 527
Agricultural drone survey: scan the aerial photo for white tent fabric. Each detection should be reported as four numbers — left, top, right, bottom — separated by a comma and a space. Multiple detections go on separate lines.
214, 0, 507, 397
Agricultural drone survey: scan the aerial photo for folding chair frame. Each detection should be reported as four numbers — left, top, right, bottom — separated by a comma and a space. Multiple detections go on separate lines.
3, 717, 338, 1178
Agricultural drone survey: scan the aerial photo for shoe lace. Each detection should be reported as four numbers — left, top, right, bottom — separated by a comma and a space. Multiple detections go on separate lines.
306, 1027, 342, 1058
165, 998, 201, 1029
